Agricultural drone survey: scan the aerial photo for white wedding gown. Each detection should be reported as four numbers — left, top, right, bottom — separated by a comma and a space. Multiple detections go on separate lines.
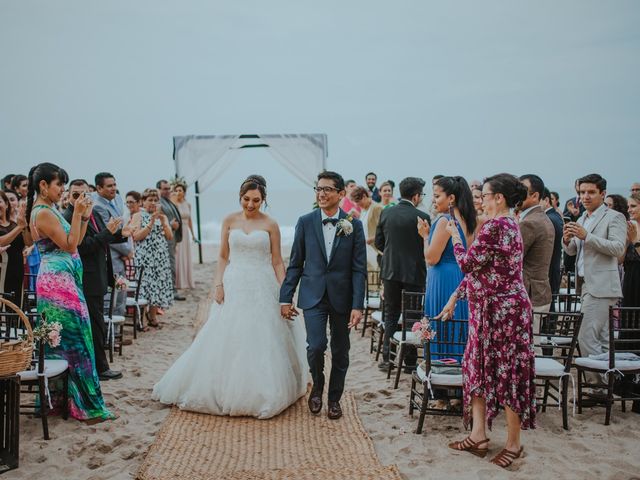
152, 229, 308, 419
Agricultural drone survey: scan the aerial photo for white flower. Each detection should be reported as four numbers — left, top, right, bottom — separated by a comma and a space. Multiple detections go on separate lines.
337, 218, 353, 236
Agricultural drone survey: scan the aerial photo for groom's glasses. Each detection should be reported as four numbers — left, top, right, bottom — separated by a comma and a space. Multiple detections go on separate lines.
314, 186, 341, 194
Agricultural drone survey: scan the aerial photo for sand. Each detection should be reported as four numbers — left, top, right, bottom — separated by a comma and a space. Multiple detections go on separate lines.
10, 261, 640, 480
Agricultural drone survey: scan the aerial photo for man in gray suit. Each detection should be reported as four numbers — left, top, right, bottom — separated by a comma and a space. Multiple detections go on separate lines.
563, 174, 627, 362
92, 172, 134, 316
157, 179, 184, 301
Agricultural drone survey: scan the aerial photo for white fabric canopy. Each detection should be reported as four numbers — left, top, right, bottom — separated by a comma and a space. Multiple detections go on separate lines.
173, 134, 328, 191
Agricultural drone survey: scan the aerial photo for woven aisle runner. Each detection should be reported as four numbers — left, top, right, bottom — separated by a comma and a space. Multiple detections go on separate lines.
136, 393, 401, 480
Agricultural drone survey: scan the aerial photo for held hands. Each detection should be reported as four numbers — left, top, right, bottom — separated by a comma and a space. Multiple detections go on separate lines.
348, 309, 363, 329
417, 217, 430, 239
280, 304, 298, 320
107, 217, 122, 234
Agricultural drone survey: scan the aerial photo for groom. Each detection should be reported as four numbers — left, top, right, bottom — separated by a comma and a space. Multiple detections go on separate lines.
280, 171, 367, 420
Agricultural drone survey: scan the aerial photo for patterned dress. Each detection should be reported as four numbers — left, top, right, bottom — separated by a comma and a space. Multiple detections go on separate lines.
453, 216, 535, 430
134, 210, 174, 309
31, 205, 114, 421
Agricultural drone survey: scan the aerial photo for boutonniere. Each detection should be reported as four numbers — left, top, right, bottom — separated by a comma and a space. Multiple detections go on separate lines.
336, 215, 354, 237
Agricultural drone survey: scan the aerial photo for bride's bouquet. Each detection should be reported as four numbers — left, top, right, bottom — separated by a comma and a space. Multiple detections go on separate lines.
411, 317, 437, 342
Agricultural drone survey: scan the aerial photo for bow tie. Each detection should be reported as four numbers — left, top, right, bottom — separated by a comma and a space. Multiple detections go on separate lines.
322, 218, 338, 226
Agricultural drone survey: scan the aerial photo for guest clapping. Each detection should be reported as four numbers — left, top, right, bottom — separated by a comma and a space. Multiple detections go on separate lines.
351, 186, 383, 270
129, 188, 174, 327
441, 173, 535, 468
623, 192, 640, 307
0, 191, 32, 305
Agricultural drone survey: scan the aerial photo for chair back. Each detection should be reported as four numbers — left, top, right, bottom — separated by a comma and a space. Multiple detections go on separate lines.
400, 291, 424, 341
533, 311, 583, 372
366, 270, 381, 299
22, 272, 39, 313
423, 317, 468, 371
610, 306, 640, 367
104, 285, 117, 318
551, 293, 581, 313
125, 262, 145, 302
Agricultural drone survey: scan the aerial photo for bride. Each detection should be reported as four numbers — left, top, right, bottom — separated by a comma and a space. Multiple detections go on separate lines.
152, 175, 308, 418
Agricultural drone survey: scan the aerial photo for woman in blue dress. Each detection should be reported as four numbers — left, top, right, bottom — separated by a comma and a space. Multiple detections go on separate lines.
418, 176, 476, 363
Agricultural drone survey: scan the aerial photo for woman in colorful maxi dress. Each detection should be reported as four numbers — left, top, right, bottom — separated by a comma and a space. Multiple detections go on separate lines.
27, 162, 114, 422
438, 173, 535, 469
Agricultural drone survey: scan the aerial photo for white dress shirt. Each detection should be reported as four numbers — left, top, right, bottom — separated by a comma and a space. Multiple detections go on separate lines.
576, 203, 606, 277
321, 210, 339, 261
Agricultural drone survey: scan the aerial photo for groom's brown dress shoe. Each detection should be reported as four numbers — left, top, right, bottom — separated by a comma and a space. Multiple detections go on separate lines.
327, 401, 342, 420
308, 389, 322, 415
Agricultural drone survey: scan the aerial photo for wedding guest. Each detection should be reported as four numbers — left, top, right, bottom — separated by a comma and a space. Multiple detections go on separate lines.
631, 183, 640, 195
519, 174, 554, 326
418, 176, 475, 362
365, 172, 381, 202
3, 190, 19, 218
605, 194, 629, 220
379, 181, 396, 208
92, 172, 133, 316
623, 192, 640, 307
541, 188, 564, 295
59, 190, 70, 211
27, 162, 115, 422
441, 173, 534, 468
10, 174, 28, 199
432, 175, 444, 186
471, 187, 488, 230
562, 179, 585, 274
157, 179, 184, 301
469, 179, 482, 190
171, 181, 196, 289
550, 191, 562, 215
63, 179, 123, 381
563, 174, 626, 364
129, 188, 174, 327
351, 186, 383, 270
2, 174, 14, 192
375, 177, 430, 370
125, 190, 142, 224
88, 184, 97, 193
0, 191, 32, 305
339, 180, 361, 218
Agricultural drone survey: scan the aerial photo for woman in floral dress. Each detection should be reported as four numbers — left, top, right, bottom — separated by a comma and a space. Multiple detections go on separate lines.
129, 188, 174, 327
438, 173, 535, 469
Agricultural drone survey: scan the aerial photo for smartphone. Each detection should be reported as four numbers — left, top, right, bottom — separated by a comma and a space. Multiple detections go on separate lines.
562, 216, 572, 224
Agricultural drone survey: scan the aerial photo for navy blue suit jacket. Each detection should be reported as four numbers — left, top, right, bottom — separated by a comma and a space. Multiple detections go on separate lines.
279, 208, 367, 314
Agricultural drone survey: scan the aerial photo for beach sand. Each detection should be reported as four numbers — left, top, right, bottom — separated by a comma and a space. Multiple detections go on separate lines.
10, 261, 640, 479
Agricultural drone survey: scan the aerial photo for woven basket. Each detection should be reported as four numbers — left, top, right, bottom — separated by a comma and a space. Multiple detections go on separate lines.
0, 297, 34, 377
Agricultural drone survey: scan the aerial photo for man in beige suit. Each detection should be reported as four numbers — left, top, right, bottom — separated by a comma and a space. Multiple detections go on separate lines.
519, 175, 555, 335
563, 174, 627, 361
352, 186, 383, 270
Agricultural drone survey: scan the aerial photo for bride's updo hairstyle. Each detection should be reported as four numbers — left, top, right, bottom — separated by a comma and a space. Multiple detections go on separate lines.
239, 175, 267, 205
483, 173, 528, 210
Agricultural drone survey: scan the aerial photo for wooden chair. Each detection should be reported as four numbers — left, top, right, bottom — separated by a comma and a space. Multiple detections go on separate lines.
559, 268, 576, 295
533, 310, 582, 430
409, 317, 467, 434
551, 293, 581, 314
21, 273, 39, 314
387, 291, 424, 389
576, 306, 640, 425
124, 264, 146, 338
361, 270, 381, 337
0, 298, 69, 440
104, 287, 125, 363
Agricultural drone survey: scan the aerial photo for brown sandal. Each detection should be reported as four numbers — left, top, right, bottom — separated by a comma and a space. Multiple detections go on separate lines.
448, 436, 490, 458
490, 447, 523, 468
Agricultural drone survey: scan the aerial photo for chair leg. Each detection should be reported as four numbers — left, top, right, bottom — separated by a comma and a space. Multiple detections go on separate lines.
561, 376, 569, 430
542, 380, 550, 413
409, 377, 416, 416
38, 377, 50, 440
622, 400, 626, 413
393, 345, 404, 389
416, 382, 428, 434
577, 368, 583, 414
119, 324, 124, 356
604, 373, 615, 426
361, 309, 368, 338
62, 373, 69, 420
375, 328, 384, 361
387, 343, 396, 379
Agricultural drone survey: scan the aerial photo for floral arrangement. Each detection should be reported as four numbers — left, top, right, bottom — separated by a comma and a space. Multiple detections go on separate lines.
411, 317, 437, 342
115, 276, 129, 291
31, 320, 63, 348
336, 214, 354, 237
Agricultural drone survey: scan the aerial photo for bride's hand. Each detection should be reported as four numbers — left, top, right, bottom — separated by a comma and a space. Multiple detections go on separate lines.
214, 284, 224, 304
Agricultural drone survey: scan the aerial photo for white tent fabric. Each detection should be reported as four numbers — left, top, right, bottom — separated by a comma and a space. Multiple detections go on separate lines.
173, 134, 327, 191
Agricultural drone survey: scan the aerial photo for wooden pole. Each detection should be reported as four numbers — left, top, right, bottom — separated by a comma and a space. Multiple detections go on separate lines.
195, 181, 203, 264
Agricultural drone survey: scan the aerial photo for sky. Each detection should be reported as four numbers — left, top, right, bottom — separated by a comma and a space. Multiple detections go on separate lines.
1, 0, 639, 203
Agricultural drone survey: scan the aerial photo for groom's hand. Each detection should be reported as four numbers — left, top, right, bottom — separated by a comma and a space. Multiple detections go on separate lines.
348, 309, 363, 329
280, 304, 298, 320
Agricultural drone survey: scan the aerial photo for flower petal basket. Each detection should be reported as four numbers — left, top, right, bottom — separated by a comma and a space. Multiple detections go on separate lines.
0, 297, 34, 377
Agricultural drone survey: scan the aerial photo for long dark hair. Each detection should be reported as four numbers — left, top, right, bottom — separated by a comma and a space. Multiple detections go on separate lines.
26, 162, 69, 228
435, 176, 477, 234
483, 173, 528, 209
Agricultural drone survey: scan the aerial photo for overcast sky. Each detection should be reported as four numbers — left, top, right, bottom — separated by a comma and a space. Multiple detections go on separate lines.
1, 0, 638, 197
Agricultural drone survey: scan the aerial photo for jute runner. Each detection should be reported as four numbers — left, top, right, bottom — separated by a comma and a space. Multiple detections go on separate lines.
136, 393, 402, 480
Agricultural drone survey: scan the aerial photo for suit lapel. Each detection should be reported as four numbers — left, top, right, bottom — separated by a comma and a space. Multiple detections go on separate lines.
328, 209, 347, 264
313, 209, 328, 264
585, 206, 607, 234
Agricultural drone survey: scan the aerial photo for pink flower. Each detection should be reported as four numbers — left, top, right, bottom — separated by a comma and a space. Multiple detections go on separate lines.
48, 330, 61, 348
